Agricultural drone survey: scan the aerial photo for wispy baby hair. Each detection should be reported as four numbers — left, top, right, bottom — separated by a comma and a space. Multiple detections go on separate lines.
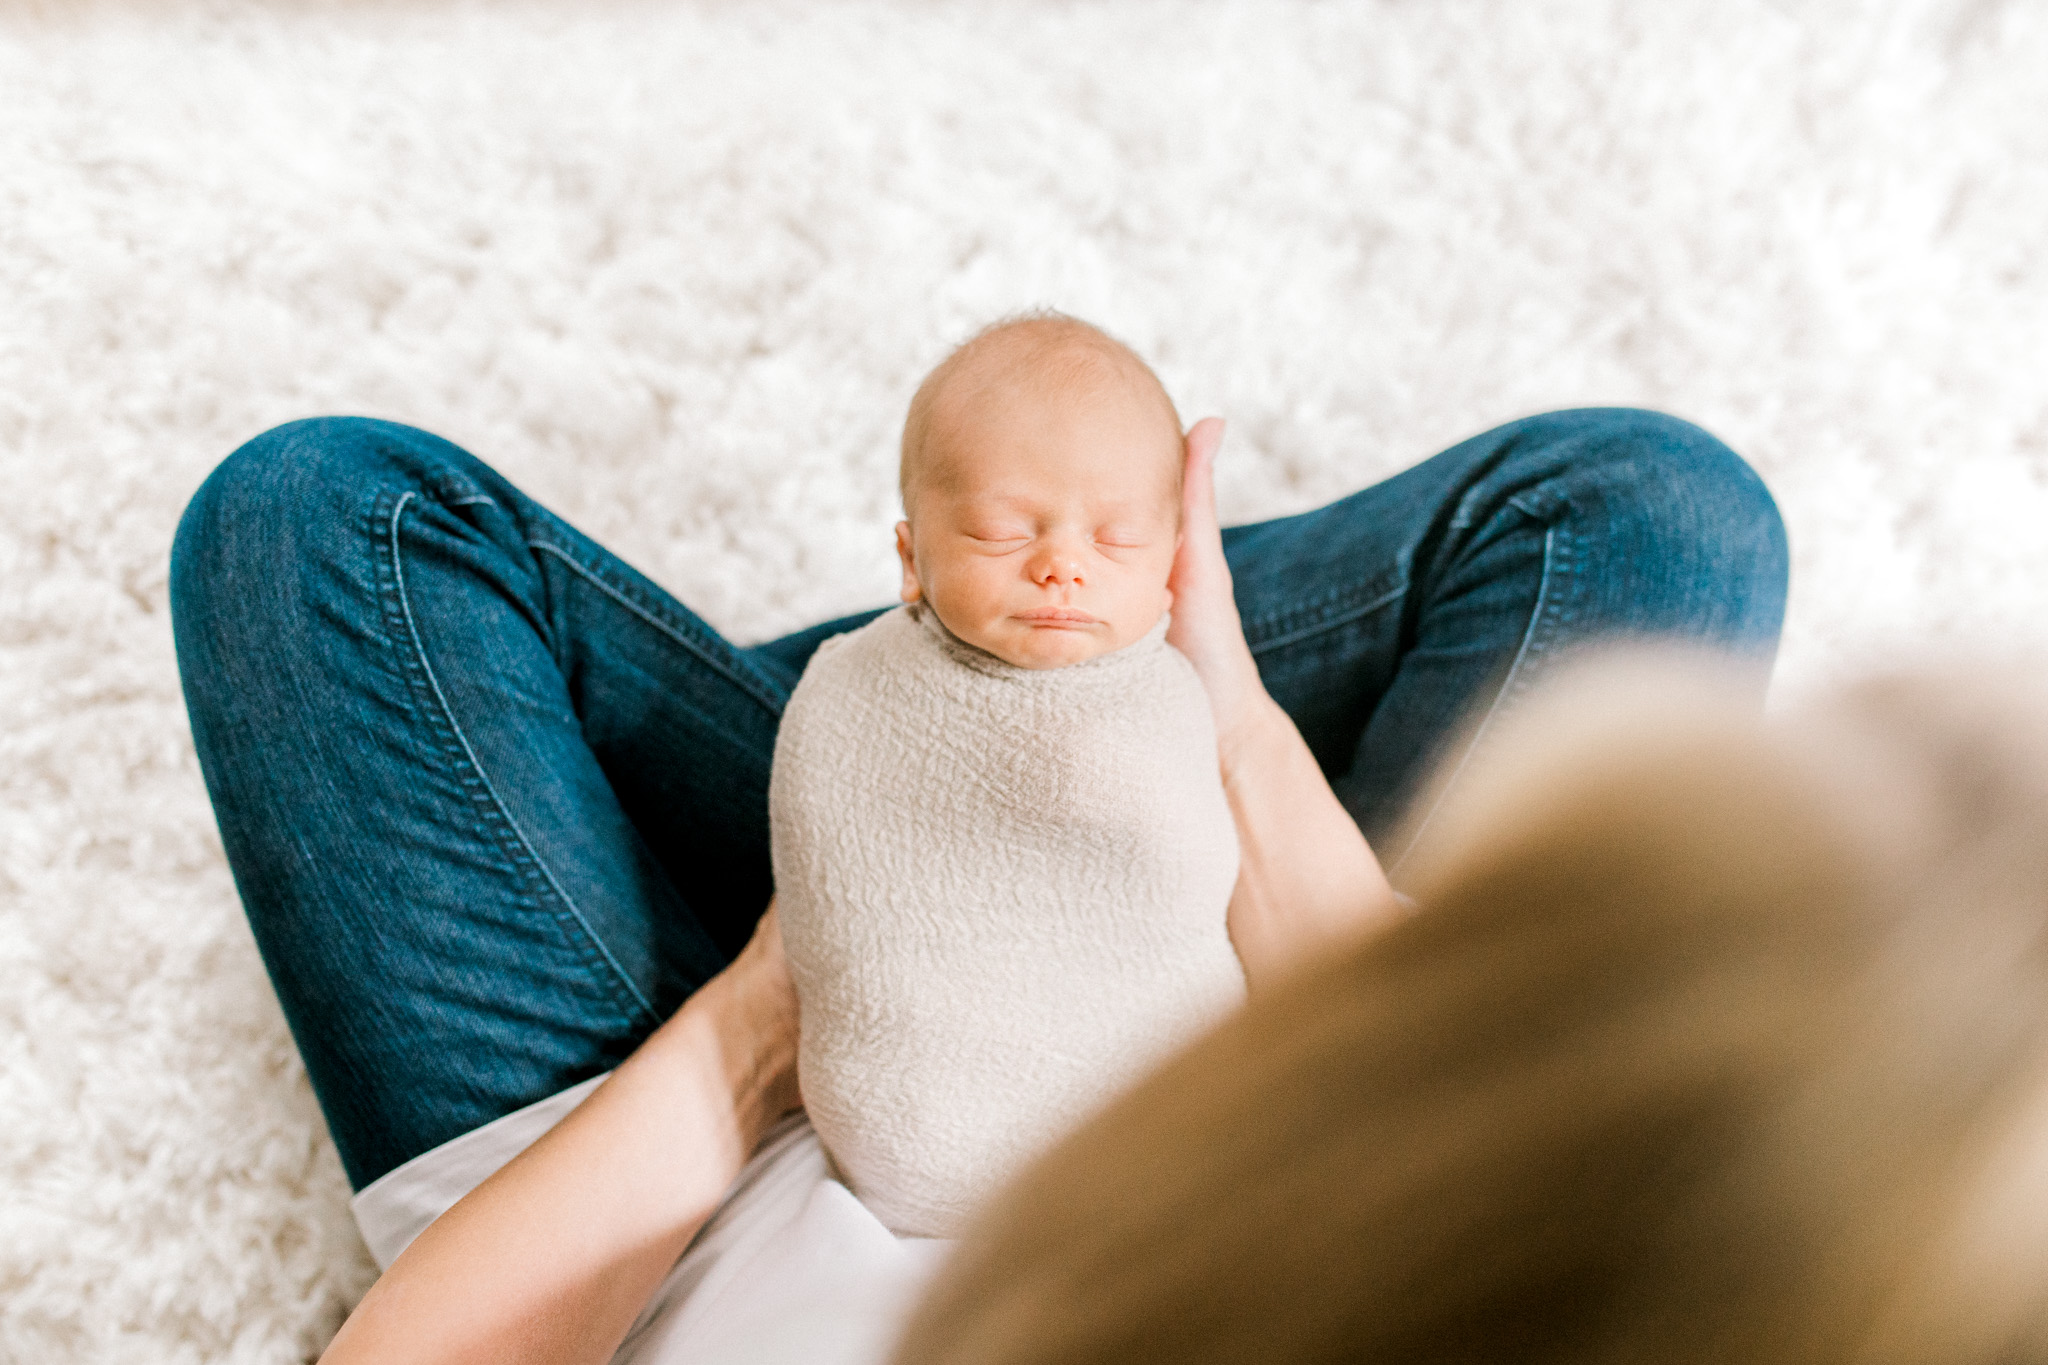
898, 309, 1184, 514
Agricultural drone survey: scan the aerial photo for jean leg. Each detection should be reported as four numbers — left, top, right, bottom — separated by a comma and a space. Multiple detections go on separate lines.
1222, 408, 1788, 864
171, 417, 788, 1190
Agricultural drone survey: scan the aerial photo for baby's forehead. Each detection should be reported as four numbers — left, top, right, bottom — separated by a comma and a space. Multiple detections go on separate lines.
930, 390, 1180, 493
941, 357, 1180, 464
903, 316, 1184, 511
937, 453, 1171, 506
946, 371, 1171, 441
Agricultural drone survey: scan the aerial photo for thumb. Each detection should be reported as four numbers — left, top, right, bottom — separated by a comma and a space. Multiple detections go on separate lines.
1182, 417, 1226, 532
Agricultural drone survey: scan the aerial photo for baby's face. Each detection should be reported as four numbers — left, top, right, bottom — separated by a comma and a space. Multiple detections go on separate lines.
897, 380, 1182, 670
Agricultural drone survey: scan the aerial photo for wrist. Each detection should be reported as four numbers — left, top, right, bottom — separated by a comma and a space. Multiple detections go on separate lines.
1217, 690, 1294, 785
702, 961, 801, 1140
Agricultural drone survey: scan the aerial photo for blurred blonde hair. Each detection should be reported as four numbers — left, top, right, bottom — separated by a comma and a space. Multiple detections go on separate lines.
892, 652, 2048, 1365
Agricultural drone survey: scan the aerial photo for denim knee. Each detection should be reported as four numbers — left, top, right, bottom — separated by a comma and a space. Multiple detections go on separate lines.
180, 415, 434, 544
172, 417, 492, 618
1548, 407, 1783, 553
177, 418, 376, 584
1519, 407, 1790, 660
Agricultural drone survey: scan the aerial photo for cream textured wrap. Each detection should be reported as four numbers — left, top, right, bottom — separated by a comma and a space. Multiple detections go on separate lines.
770, 602, 1245, 1236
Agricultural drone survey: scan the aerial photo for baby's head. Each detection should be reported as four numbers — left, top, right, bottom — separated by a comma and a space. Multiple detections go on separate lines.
895, 313, 1186, 670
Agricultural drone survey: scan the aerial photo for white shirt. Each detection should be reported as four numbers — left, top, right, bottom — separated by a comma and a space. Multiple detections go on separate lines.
350, 1077, 954, 1365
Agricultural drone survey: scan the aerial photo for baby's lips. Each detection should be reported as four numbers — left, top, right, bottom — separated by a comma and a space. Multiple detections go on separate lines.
1013, 608, 1099, 625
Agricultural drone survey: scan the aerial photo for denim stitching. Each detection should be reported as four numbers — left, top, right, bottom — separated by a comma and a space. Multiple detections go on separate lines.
526, 539, 787, 719
1247, 581, 1407, 656
386, 491, 657, 1024
371, 492, 526, 873
1500, 521, 1580, 703
1389, 520, 1562, 875
1240, 563, 1406, 653
1506, 484, 1572, 524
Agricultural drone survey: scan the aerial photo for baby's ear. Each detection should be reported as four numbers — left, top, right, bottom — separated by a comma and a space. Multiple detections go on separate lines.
894, 521, 923, 603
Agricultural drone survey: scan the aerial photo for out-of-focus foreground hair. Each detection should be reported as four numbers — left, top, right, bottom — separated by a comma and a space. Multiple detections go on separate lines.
892, 653, 2048, 1365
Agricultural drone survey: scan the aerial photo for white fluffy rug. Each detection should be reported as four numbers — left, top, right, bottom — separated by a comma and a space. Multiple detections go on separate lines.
3, 0, 2043, 1359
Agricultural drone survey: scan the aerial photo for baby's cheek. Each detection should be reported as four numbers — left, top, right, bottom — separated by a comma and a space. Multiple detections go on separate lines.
1127, 572, 1176, 630
938, 576, 1005, 629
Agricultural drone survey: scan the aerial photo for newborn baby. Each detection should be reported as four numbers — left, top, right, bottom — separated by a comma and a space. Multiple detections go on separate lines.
769, 314, 1245, 1236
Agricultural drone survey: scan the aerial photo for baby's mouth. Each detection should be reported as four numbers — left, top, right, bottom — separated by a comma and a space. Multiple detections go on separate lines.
1014, 607, 1098, 625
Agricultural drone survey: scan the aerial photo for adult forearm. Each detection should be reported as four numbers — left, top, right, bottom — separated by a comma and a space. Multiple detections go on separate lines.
1220, 694, 1398, 987
320, 925, 798, 1365
1166, 417, 1401, 985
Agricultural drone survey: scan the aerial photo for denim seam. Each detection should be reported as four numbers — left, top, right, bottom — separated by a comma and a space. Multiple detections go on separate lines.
525, 538, 786, 719
384, 491, 657, 1025
1499, 520, 1580, 704
1239, 560, 1406, 648
1247, 581, 1407, 656
1506, 486, 1568, 522
1390, 519, 1566, 874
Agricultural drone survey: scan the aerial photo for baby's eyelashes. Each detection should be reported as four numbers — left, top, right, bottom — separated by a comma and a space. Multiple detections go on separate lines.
956, 522, 1158, 552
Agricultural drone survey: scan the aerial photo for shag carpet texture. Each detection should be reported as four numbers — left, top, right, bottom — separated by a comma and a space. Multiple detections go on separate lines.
2, 1, 2044, 1359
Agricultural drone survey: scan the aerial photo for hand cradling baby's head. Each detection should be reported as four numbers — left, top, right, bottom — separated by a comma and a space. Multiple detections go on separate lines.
895, 313, 1186, 671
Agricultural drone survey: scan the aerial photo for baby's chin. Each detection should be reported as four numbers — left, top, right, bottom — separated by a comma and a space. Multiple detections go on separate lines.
976, 618, 1157, 670
990, 635, 1109, 670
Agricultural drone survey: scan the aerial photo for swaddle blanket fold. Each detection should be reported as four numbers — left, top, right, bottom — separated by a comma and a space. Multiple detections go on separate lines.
770, 603, 1244, 1236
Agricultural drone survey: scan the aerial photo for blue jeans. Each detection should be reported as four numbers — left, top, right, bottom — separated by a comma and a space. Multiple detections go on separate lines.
169, 410, 1787, 1192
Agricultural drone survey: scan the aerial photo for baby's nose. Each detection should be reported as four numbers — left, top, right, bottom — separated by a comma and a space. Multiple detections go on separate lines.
1029, 542, 1086, 586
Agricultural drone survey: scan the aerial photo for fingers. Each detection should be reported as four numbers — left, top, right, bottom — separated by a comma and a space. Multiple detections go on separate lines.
1182, 417, 1226, 533
1166, 416, 1264, 745
727, 899, 793, 1007
740, 898, 780, 959
1180, 417, 1230, 580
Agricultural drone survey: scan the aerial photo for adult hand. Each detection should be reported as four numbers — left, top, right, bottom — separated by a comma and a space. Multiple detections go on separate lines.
319, 899, 803, 1365
1167, 418, 1270, 756
720, 901, 803, 1120
1166, 418, 1399, 984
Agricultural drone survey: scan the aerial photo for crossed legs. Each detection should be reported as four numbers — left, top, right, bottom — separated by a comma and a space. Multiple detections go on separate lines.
170, 409, 1786, 1190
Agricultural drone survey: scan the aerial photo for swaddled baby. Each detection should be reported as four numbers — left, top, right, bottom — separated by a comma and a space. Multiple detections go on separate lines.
770, 315, 1244, 1236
